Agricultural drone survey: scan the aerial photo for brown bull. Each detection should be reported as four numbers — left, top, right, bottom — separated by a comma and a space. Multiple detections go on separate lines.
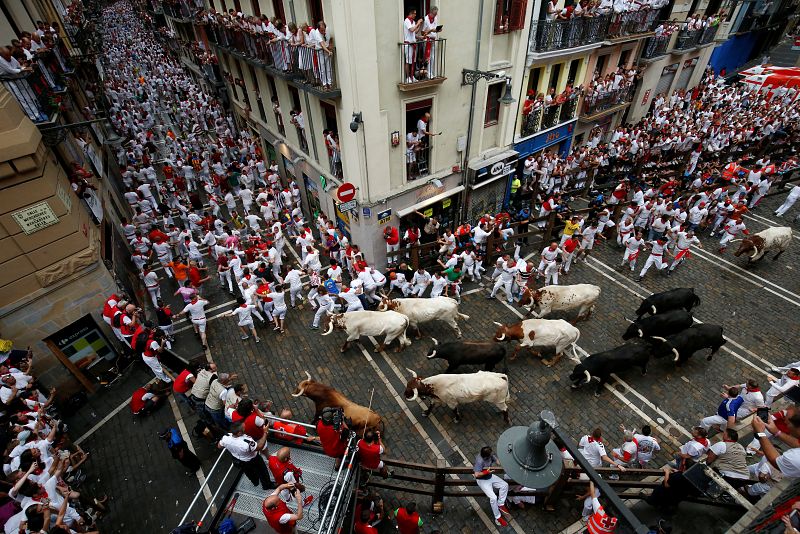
291, 371, 383, 433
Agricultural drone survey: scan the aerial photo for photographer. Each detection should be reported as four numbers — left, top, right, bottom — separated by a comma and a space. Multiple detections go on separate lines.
316, 407, 349, 462
262, 482, 304, 534
217, 422, 273, 491
357, 429, 390, 479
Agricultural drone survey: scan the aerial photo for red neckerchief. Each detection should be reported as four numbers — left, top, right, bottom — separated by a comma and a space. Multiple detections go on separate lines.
747, 387, 761, 392
428, 14, 435, 22
586, 436, 596, 443
695, 437, 709, 447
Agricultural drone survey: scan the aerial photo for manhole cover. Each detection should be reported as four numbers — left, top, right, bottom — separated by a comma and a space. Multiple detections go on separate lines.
668, 427, 683, 438
614, 383, 626, 393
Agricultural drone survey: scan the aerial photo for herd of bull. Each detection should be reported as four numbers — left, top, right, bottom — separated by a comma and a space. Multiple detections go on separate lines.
289, 286, 725, 429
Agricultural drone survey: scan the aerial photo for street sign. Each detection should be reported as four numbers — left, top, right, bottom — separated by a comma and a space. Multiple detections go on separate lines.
338, 199, 358, 212
377, 209, 392, 224
337, 182, 357, 202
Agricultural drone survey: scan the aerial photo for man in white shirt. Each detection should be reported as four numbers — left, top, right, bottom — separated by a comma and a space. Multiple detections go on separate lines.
488, 255, 518, 304
765, 368, 800, 407
752, 413, 800, 479
217, 428, 272, 490
578, 428, 625, 472
178, 295, 210, 348
403, 9, 423, 83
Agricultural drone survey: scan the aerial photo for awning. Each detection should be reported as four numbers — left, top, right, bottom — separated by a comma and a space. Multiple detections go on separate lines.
397, 185, 465, 218
467, 149, 519, 172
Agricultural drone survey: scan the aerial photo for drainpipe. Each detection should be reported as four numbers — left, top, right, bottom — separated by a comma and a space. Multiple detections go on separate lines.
457, 0, 485, 223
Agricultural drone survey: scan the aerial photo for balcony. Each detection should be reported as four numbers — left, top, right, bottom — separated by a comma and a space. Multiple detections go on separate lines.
206, 23, 339, 97
520, 98, 578, 137
162, 0, 196, 22
529, 9, 658, 55
581, 86, 635, 119
605, 9, 659, 40
529, 16, 608, 53
641, 35, 670, 60
673, 25, 718, 51
397, 39, 447, 91
1, 69, 59, 124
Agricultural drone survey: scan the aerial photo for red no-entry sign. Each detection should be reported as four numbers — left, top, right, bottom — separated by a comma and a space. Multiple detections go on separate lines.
337, 182, 356, 202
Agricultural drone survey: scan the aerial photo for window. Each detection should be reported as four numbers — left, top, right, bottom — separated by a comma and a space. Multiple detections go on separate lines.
494, 0, 529, 34
320, 102, 342, 177
233, 0, 242, 13
249, 66, 266, 121
288, 85, 302, 111
272, 0, 285, 22
548, 63, 562, 92
288, 86, 307, 151
596, 55, 608, 76
484, 83, 503, 127
567, 59, 580, 85
250, 0, 260, 16
618, 50, 631, 68
405, 98, 433, 180
528, 67, 542, 96
403, 0, 431, 17
308, 0, 324, 25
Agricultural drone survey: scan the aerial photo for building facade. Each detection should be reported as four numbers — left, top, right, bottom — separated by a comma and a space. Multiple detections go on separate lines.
168, 0, 534, 265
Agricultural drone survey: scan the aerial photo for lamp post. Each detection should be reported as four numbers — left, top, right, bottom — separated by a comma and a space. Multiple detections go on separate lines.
458, 68, 517, 223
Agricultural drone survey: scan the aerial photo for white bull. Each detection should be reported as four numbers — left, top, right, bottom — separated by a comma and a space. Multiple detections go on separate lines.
520, 284, 601, 321
492, 318, 581, 366
378, 296, 470, 338
733, 226, 792, 262
403, 369, 510, 423
322, 310, 411, 352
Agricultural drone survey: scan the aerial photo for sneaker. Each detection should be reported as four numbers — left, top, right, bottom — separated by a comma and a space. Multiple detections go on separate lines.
310, 325, 319, 330
303, 495, 314, 507
498, 505, 511, 515
255, 338, 261, 343
635, 277, 643, 282
486, 295, 496, 299
241, 335, 250, 340
609, 473, 620, 480
495, 516, 509, 527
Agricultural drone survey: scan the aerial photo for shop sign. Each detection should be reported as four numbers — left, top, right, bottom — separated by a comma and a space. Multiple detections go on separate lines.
423, 207, 434, 217
641, 89, 651, 106
362, 207, 371, 218
474, 154, 518, 187
338, 199, 358, 212
442, 198, 451, 209
377, 209, 392, 224
49, 314, 115, 367
514, 122, 575, 157
12, 201, 59, 235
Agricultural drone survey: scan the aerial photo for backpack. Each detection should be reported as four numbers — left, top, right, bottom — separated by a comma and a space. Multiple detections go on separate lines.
111, 311, 123, 328
217, 518, 236, 534
131, 328, 151, 352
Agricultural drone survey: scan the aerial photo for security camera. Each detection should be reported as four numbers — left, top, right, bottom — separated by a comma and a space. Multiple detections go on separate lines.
350, 112, 363, 132
495, 70, 506, 79
431, 178, 443, 188
349, 120, 360, 133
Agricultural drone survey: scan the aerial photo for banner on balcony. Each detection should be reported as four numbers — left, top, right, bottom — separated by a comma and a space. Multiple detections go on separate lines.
514, 122, 574, 158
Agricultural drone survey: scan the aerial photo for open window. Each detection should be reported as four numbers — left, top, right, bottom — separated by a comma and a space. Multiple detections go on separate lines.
320, 101, 342, 177
494, 0, 528, 34
308, 0, 324, 25
405, 98, 433, 181
484, 83, 502, 127
272, 0, 285, 21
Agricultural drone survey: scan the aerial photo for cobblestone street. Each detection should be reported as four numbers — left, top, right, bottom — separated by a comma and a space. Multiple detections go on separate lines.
75, 192, 800, 533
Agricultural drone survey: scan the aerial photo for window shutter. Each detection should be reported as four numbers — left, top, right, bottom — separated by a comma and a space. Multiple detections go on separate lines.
510, 0, 528, 31
494, 0, 506, 33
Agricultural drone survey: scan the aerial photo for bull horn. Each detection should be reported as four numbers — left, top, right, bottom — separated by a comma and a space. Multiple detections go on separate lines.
496, 333, 506, 341
304, 371, 311, 381
651, 305, 657, 314
493, 321, 504, 327
624, 317, 634, 324
750, 247, 759, 259
322, 320, 334, 336
638, 328, 644, 338
405, 368, 418, 378
427, 350, 436, 358
650, 336, 667, 342
408, 388, 419, 402
290, 387, 305, 397
584, 370, 592, 384
672, 348, 681, 362
431, 337, 438, 346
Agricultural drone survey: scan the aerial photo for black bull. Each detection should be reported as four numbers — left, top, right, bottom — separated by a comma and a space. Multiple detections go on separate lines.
635, 288, 701, 319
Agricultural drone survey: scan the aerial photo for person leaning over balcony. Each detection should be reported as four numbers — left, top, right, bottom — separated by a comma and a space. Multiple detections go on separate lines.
421, 6, 441, 78
403, 9, 423, 83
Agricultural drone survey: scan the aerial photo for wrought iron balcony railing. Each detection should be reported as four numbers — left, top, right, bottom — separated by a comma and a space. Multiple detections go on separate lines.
520, 98, 578, 137
529, 9, 658, 54
398, 39, 447, 88
581, 86, 635, 116
641, 35, 670, 59
1, 68, 59, 124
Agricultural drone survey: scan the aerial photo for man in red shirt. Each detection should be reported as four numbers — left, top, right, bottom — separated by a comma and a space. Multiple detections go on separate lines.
236, 398, 270, 441
561, 234, 582, 275
394, 501, 423, 534
357, 430, 390, 478
262, 483, 304, 533
188, 261, 210, 292
268, 447, 314, 508
316, 409, 348, 461
383, 226, 400, 256
131, 384, 162, 416
173, 367, 196, 409
354, 508, 379, 534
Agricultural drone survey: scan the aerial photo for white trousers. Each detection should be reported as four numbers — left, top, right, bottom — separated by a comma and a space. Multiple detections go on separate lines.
638, 254, 665, 277
700, 414, 727, 431
476, 475, 508, 519
719, 232, 737, 248
491, 278, 514, 302
219, 270, 233, 292
143, 355, 172, 382
776, 195, 799, 216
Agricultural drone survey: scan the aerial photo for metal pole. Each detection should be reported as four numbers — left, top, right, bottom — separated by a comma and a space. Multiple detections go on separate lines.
179, 449, 229, 525
317, 433, 355, 529
198, 463, 236, 524
553, 427, 650, 534
323, 439, 360, 534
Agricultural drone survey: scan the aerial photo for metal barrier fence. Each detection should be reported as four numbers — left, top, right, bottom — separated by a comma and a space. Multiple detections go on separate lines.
399, 39, 447, 85
582, 85, 635, 116
530, 9, 658, 53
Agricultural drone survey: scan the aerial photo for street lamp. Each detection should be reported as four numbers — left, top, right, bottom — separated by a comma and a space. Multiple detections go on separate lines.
499, 77, 516, 105
496, 410, 562, 490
